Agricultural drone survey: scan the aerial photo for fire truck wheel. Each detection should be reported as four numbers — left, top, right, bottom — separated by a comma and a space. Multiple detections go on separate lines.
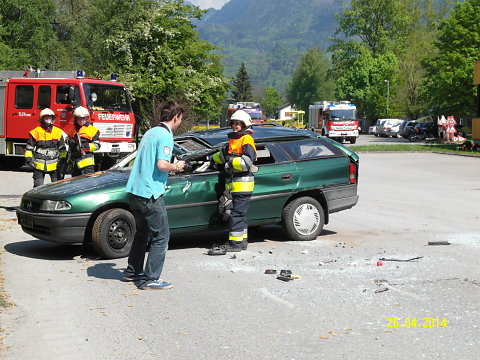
282, 196, 325, 241
350, 138, 357, 144
91, 208, 135, 259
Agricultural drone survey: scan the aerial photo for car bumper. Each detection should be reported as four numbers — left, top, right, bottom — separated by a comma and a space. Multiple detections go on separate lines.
323, 184, 359, 213
16, 209, 91, 244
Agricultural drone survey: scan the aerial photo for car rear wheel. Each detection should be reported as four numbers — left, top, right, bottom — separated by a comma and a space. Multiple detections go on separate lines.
282, 196, 325, 241
92, 208, 135, 259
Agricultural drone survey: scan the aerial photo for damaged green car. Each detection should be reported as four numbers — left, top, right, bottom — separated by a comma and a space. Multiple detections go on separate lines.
16, 126, 359, 259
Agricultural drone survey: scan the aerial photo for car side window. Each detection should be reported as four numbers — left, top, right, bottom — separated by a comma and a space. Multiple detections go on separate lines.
279, 139, 338, 160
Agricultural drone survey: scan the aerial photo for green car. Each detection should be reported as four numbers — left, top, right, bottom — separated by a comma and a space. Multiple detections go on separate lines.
16, 126, 359, 259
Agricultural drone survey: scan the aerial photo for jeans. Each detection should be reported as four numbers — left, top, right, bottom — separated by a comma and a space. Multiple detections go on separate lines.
124, 193, 170, 284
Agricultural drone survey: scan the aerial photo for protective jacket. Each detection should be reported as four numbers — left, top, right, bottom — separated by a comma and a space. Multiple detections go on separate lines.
67, 123, 101, 169
25, 126, 66, 173
213, 131, 257, 194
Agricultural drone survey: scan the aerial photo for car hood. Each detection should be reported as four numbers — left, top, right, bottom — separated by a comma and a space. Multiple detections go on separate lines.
23, 170, 129, 200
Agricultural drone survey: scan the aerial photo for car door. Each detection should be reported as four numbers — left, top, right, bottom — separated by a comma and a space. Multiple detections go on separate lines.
164, 169, 223, 232
278, 138, 350, 189
246, 143, 298, 222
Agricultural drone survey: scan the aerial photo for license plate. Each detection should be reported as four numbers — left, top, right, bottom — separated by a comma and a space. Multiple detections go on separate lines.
111, 148, 120, 153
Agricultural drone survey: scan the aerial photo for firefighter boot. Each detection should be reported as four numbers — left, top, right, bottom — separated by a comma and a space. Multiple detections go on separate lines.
223, 240, 243, 252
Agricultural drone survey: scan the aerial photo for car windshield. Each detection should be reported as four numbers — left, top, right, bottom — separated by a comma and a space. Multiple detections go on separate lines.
330, 109, 356, 119
83, 83, 132, 112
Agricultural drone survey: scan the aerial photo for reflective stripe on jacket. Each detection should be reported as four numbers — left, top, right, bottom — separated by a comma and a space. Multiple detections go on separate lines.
67, 124, 101, 155
68, 124, 100, 169
225, 132, 257, 195
25, 125, 66, 172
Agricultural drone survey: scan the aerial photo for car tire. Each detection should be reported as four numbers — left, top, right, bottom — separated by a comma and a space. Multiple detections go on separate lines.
281, 196, 325, 241
92, 208, 135, 259
408, 134, 417, 142
350, 137, 357, 144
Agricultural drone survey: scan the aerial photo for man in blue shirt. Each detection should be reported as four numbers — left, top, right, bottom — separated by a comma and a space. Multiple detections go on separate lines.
123, 101, 186, 290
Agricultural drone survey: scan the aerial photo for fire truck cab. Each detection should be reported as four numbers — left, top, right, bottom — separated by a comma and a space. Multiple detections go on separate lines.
308, 101, 359, 144
0, 69, 136, 169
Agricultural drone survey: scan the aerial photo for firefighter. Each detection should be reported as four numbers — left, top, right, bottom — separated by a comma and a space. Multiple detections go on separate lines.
67, 106, 101, 176
25, 108, 67, 187
210, 110, 257, 254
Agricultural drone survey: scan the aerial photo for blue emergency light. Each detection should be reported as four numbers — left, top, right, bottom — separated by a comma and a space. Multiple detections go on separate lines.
76, 70, 85, 78
110, 73, 117, 82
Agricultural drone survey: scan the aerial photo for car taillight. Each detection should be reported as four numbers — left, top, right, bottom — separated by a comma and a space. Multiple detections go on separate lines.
349, 163, 357, 184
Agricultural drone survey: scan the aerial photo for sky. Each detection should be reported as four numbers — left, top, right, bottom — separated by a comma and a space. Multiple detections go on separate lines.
188, 0, 230, 9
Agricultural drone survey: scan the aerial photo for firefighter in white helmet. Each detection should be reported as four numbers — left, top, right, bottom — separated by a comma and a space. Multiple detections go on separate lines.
66, 106, 101, 175
25, 108, 67, 187
209, 109, 257, 255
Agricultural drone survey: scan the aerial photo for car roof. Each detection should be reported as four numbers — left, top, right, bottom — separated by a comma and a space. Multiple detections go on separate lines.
178, 124, 315, 147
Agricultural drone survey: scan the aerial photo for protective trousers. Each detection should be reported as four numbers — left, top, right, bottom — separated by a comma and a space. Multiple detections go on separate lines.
228, 194, 251, 247
33, 169, 58, 188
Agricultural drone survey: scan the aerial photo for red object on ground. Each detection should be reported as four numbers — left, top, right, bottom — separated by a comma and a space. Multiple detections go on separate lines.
376, 261, 383, 266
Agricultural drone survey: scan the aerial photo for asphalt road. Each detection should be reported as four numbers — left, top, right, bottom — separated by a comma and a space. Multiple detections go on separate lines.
1, 151, 479, 360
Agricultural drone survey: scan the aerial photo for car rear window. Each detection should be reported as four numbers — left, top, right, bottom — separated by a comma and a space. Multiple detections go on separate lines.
277, 139, 343, 160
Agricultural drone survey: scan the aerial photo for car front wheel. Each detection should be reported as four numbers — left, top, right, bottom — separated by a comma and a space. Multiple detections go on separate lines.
282, 196, 325, 241
92, 208, 135, 259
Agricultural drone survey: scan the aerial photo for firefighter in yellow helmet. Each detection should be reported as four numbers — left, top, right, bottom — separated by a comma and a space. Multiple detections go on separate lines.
67, 106, 101, 176
209, 110, 257, 254
25, 108, 67, 187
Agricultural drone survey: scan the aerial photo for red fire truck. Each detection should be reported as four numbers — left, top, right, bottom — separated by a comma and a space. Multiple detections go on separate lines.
0, 69, 136, 169
308, 101, 359, 144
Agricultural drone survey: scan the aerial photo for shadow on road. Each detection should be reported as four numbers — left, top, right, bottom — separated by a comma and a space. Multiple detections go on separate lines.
3, 225, 335, 262
3, 240, 97, 260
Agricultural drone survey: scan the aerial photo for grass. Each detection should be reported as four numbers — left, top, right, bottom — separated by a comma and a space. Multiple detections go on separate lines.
350, 143, 480, 155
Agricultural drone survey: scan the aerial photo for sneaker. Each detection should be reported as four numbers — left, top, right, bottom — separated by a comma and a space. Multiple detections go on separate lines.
139, 280, 173, 290
122, 272, 145, 282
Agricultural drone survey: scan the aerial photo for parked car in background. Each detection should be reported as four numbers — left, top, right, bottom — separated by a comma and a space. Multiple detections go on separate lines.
16, 126, 360, 259
385, 119, 404, 137
399, 120, 417, 138
377, 119, 403, 137
371, 119, 386, 136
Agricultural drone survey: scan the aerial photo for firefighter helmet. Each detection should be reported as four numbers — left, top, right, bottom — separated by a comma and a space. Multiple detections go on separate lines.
39, 108, 55, 125
73, 106, 89, 118
229, 110, 252, 128
39, 108, 55, 119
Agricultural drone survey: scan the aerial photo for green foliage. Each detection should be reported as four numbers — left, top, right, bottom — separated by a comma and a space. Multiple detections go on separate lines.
329, 0, 453, 120
0, 0, 229, 127
286, 48, 335, 115
423, 0, 480, 117
196, 0, 342, 94
0, 0, 62, 68
231, 63, 253, 102
261, 87, 283, 119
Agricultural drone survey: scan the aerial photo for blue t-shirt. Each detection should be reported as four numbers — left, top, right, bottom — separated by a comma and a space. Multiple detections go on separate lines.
125, 125, 174, 199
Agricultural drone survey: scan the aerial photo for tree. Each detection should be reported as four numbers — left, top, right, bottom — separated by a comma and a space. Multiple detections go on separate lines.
232, 63, 253, 102
286, 48, 335, 115
0, 0, 63, 68
423, 0, 480, 116
261, 87, 283, 119
329, 0, 452, 120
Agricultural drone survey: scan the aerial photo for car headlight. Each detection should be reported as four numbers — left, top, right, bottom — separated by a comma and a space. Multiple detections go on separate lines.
41, 200, 72, 211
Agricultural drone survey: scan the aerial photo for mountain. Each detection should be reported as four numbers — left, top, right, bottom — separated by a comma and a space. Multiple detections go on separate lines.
194, 0, 342, 95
